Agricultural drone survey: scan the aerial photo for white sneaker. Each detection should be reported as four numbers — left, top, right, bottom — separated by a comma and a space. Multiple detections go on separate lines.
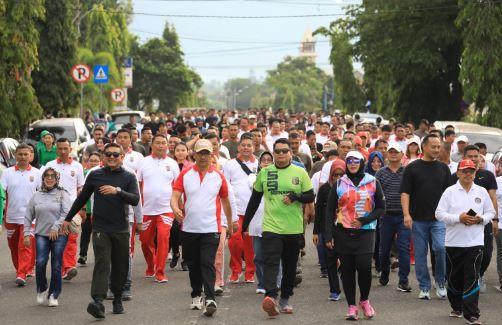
418, 289, 431, 300
37, 290, 48, 305
256, 288, 266, 294
436, 284, 447, 299
479, 277, 487, 294
48, 294, 58, 307
203, 299, 217, 317
190, 296, 203, 310
214, 286, 223, 295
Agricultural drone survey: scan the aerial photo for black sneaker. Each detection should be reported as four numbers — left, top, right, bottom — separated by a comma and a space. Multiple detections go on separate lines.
379, 273, 389, 286
397, 282, 412, 292
320, 272, 328, 278
170, 253, 180, 269
87, 301, 105, 319
181, 260, 188, 271
78, 256, 87, 266
113, 298, 124, 314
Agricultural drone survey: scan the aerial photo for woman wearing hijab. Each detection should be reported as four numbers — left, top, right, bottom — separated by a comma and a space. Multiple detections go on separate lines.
23, 168, 71, 307
314, 159, 346, 301
324, 151, 385, 320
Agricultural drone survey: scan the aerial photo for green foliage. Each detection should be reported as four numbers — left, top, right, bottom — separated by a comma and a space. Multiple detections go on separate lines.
266, 56, 328, 112
456, 0, 502, 127
224, 78, 260, 109
127, 23, 202, 113
315, 23, 365, 113
0, 0, 44, 137
32, 0, 78, 116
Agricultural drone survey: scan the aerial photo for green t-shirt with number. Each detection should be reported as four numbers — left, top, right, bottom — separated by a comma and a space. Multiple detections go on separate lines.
254, 163, 313, 235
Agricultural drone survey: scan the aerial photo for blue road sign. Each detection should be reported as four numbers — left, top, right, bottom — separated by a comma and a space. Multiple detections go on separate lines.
93, 65, 109, 84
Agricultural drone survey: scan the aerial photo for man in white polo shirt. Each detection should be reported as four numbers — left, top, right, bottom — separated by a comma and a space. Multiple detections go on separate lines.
436, 159, 495, 325
138, 134, 179, 283
44, 138, 84, 281
224, 133, 259, 283
1, 143, 41, 286
171, 139, 237, 317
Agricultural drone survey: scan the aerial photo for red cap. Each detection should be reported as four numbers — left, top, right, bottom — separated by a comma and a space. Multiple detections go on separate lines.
353, 136, 363, 146
457, 159, 476, 171
357, 131, 368, 138
331, 159, 346, 172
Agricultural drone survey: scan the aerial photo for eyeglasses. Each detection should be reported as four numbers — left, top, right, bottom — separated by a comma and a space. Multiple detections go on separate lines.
44, 174, 56, 179
346, 158, 361, 165
274, 148, 290, 154
461, 169, 475, 174
104, 152, 121, 158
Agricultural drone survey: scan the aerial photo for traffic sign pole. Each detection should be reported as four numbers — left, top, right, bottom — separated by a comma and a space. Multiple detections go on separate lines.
80, 83, 84, 118
71, 64, 91, 119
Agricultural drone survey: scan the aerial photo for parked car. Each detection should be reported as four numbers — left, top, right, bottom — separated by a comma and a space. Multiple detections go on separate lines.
111, 111, 145, 130
353, 112, 386, 125
0, 137, 19, 176
24, 118, 91, 159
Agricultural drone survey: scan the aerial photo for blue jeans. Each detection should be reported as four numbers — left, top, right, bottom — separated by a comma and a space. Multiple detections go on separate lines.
316, 233, 328, 273
379, 215, 411, 283
35, 234, 68, 299
252, 236, 281, 290
412, 220, 446, 290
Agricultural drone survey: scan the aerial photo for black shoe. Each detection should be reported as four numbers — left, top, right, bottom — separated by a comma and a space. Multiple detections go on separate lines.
122, 289, 132, 301
170, 253, 180, 269
113, 298, 124, 314
87, 301, 105, 319
78, 256, 87, 265
379, 273, 389, 286
320, 272, 328, 278
294, 274, 302, 287
397, 282, 412, 292
181, 260, 188, 271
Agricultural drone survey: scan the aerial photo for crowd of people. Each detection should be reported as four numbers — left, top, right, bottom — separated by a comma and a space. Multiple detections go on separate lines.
1, 108, 501, 324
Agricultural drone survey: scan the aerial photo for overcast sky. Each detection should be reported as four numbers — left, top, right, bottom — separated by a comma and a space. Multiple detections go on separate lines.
130, 0, 361, 83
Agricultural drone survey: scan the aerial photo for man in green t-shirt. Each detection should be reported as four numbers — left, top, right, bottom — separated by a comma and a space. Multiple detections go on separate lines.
243, 138, 314, 317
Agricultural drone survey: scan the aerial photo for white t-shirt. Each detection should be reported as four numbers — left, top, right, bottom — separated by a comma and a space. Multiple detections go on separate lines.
311, 171, 321, 198
496, 177, 502, 230
44, 158, 84, 202
123, 148, 144, 174
223, 158, 259, 215
316, 134, 329, 145
1, 165, 41, 224
137, 155, 180, 215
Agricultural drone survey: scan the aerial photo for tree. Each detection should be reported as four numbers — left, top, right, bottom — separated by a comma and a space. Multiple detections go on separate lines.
32, 0, 78, 116
128, 23, 202, 113
266, 56, 328, 112
0, 0, 44, 137
456, 0, 502, 127
315, 22, 365, 113
224, 78, 260, 109
342, 0, 463, 123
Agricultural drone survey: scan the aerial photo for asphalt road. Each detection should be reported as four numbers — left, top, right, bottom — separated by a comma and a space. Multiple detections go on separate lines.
0, 226, 501, 324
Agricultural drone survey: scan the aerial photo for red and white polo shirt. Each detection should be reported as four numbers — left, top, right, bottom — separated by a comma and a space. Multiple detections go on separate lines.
44, 157, 84, 202
172, 165, 229, 233
1, 165, 41, 224
137, 154, 179, 215
123, 148, 144, 174
223, 156, 258, 216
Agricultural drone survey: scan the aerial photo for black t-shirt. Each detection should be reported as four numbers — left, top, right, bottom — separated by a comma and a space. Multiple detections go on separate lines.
451, 169, 497, 192
400, 159, 453, 221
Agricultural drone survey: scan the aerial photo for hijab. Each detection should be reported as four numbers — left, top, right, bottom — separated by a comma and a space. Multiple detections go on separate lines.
40, 167, 63, 192
345, 151, 366, 187
365, 151, 384, 176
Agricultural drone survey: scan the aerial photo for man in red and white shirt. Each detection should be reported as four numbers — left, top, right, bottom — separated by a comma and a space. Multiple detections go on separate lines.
44, 138, 84, 280
224, 134, 258, 283
138, 134, 179, 283
171, 139, 237, 317
1, 143, 41, 285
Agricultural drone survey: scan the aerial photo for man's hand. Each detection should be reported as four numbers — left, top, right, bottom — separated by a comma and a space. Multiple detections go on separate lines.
459, 212, 472, 225
325, 239, 334, 250
135, 222, 143, 234
313, 234, 319, 246
404, 214, 413, 229
49, 229, 58, 241
282, 195, 293, 205
232, 221, 239, 234
23, 236, 31, 247
79, 209, 87, 222
61, 221, 70, 235
99, 185, 118, 195
173, 208, 184, 223
493, 220, 499, 235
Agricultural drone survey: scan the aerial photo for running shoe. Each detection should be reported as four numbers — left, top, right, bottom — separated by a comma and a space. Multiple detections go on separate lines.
112, 298, 124, 314
145, 271, 155, 278
418, 289, 431, 300
229, 273, 241, 283
26, 271, 35, 278
449, 310, 462, 318
78, 256, 87, 266
279, 298, 293, 314
262, 296, 280, 317
37, 290, 48, 305
479, 277, 487, 294
436, 284, 447, 299
345, 305, 359, 321
190, 296, 203, 310
215, 286, 224, 296
122, 289, 132, 301
87, 300, 105, 319
466, 317, 482, 325
256, 288, 266, 294
181, 260, 188, 271
48, 294, 58, 307
390, 257, 399, 271
359, 300, 375, 319
63, 267, 78, 281
15, 277, 26, 287
397, 282, 412, 292
320, 272, 328, 278
328, 292, 341, 301
155, 275, 169, 283
379, 273, 389, 286
203, 300, 217, 317
170, 253, 180, 269
245, 275, 255, 283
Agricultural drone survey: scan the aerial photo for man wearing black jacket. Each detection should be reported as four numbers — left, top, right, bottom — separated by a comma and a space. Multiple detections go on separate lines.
62, 143, 140, 319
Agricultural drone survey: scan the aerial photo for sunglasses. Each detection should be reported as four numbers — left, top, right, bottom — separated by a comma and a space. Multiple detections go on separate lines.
333, 172, 344, 178
346, 158, 361, 165
104, 152, 121, 158
274, 148, 290, 154
44, 174, 56, 179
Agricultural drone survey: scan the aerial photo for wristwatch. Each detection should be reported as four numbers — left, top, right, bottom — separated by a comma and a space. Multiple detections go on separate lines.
116, 187, 122, 194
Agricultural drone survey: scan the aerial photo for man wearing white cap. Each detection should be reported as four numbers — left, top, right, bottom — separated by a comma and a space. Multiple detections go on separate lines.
451, 135, 469, 163
171, 139, 236, 317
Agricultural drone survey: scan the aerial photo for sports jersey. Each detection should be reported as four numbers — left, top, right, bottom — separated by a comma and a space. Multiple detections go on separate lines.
1, 165, 41, 224
223, 157, 258, 215
44, 158, 84, 202
137, 155, 179, 215
254, 163, 313, 235
123, 148, 144, 173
